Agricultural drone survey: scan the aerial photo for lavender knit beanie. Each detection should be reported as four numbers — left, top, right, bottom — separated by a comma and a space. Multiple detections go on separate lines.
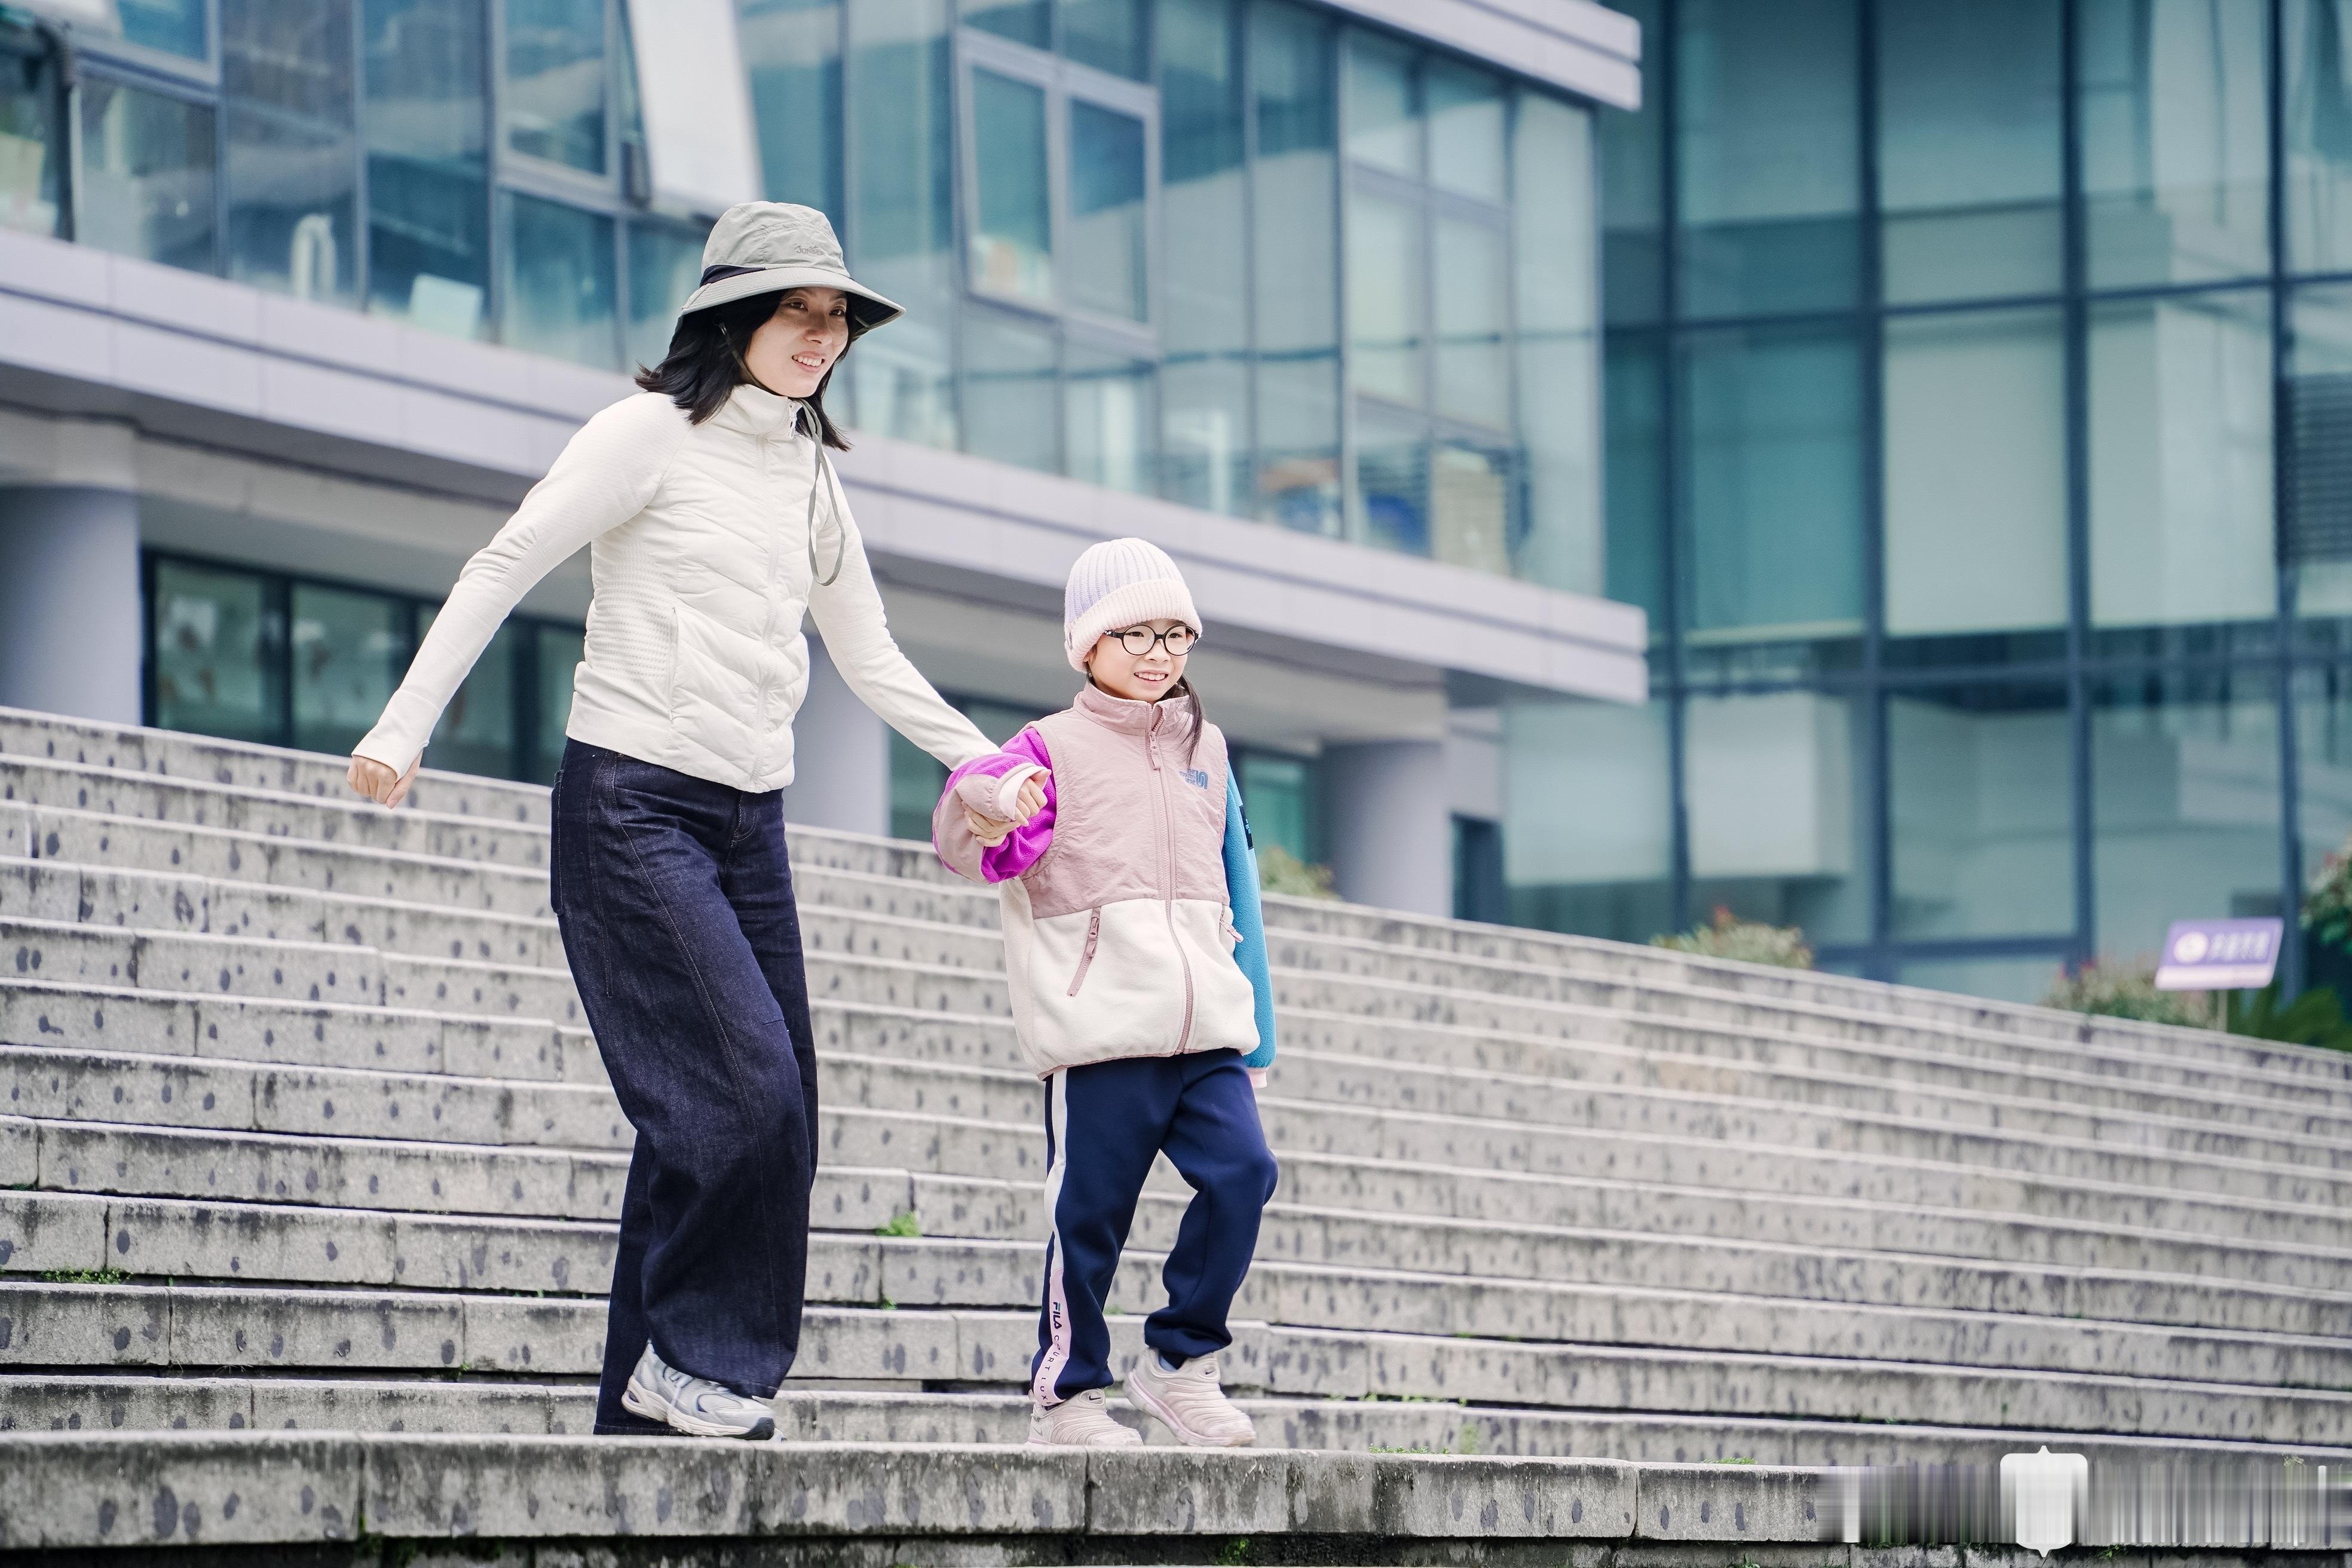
1064, 537, 1202, 673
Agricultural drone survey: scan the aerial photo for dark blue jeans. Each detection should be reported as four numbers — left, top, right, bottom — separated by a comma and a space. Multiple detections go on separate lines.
548, 741, 820, 1434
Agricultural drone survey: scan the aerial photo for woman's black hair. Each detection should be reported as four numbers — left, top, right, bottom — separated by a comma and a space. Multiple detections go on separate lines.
634, 276, 872, 446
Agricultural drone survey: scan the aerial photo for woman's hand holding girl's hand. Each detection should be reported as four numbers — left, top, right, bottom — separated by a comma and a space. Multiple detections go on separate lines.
348, 754, 421, 810
960, 769, 1050, 850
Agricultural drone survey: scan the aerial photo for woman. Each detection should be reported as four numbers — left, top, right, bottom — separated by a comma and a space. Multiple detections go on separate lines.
347, 202, 1000, 1440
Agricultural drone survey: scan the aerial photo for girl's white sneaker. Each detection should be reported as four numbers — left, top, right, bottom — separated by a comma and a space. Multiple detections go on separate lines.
619, 1343, 778, 1440
1125, 1352, 1256, 1447
1026, 1387, 1144, 1446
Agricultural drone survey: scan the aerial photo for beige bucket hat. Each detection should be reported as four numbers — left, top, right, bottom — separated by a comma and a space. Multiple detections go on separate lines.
678, 201, 904, 330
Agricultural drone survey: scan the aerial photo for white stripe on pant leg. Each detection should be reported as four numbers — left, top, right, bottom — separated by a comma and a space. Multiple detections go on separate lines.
1031, 1068, 1074, 1407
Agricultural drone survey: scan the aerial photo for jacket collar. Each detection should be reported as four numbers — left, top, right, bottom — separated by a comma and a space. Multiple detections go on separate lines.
708, 381, 810, 440
1076, 681, 1196, 742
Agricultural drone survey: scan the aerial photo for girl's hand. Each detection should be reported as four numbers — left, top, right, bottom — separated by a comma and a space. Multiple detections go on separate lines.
349, 753, 421, 810
1007, 771, 1049, 825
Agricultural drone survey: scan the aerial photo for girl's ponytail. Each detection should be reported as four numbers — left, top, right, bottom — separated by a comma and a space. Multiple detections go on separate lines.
1176, 676, 1206, 765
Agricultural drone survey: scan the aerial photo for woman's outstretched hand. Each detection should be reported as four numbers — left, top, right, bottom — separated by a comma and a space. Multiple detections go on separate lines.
348, 753, 421, 810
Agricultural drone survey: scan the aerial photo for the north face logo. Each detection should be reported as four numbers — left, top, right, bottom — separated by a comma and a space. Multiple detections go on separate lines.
1183, 768, 1210, 789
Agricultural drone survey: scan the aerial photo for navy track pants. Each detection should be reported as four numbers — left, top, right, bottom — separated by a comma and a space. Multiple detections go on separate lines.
1030, 1049, 1279, 1405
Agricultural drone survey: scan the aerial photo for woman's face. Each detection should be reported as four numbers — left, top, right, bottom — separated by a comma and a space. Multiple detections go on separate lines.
745, 287, 851, 398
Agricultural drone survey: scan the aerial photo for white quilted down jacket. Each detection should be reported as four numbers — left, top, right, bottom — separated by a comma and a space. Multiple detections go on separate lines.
355, 383, 992, 792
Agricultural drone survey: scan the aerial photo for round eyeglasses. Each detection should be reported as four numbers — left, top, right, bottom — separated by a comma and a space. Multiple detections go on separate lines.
1110, 624, 1198, 657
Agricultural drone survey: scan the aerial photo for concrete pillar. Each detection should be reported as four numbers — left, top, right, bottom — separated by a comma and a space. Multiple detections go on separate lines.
781, 637, 892, 837
1322, 739, 1452, 918
0, 486, 142, 724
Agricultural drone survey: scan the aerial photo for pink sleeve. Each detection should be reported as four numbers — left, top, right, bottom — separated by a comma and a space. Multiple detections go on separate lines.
932, 728, 1056, 883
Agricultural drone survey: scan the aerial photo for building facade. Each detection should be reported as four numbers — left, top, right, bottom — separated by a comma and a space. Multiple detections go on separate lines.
0, 0, 1642, 929
1568, 0, 2352, 1001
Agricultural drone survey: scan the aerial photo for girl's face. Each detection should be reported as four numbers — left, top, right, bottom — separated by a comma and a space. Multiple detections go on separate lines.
744, 287, 851, 398
1086, 619, 1192, 703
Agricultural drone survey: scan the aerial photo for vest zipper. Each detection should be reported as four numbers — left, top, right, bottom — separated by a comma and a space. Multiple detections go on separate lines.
1152, 706, 1196, 1053
1067, 906, 1102, 996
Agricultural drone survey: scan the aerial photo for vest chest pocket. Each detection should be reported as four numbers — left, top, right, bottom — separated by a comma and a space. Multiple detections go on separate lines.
1066, 906, 1102, 996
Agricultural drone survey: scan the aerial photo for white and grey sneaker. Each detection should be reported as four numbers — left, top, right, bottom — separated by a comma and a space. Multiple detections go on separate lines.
1125, 1352, 1255, 1447
1025, 1387, 1144, 1447
620, 1343, 779, 1440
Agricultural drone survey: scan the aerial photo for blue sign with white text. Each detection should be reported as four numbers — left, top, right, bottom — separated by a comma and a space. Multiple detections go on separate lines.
2152, 918, 2283, 991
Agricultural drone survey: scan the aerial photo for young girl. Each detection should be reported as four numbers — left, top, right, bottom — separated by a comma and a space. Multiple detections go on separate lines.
932, 537, 1279, 1450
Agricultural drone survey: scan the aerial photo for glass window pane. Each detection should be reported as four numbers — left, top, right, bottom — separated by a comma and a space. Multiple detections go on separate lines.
1434, 216, 1507, 428
1347, 186, 1422, 405
1681, 323, 1864, 645
1161, 0, 1243, 346
847, 0, 957, 447
1353, 409, 1426, 556
626, 219, 709, 372
2091, 669, 2283, 966
1875, 0, 2062, 305
2289, 282, 2352, 633
1161, 358, 1246, 515
961, 309, 1058, 471
2287, 0, 2352, 276
1237, 752, 1321, 864
78, 79, 218, 274
1426, 60, 1504, 203
1064, 0, 1147, 80
1888, 681, 2074, 939
363, 0, 491, 338
889, 728, 950, 841
1430, 441, 1515, 576
969, 67, 1052, 303
535, 624, 583, 782
961, 0, 1048, 48
1065, 345, 1154, 494
1515, 92, 1600, 595
2080, 0, 2270, 290
1688, 689, 1869, 944
1503, 695, 1676, 944
152, 562, 281, 745
292, 584, 411, 758
424, 612, 520, 779
501, 191, 618, 368
504, 0, 607, 172
1600, 0, 1664, 325
1067, 98, 1147, 320
1604, 335, 1667, 630
0, 38, 65, 238
743, 0, 844, 215
120, 0, 209, 57
2088, 289, 2274, 633
1676, 0, 1860, 318
1883, 309, 2068, 647
1345, 31, 1417, 177
223, 0, 359, 306
1252, 1, 1339, 535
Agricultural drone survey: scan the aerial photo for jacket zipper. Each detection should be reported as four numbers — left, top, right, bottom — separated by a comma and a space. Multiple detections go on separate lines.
749, 430, 786, 778
1066, 906, 1102, 996
1153, 706, 1196, 1052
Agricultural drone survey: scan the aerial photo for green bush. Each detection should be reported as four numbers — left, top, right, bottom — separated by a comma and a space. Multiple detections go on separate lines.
1257, 844, 1339, 900
1650, 907, 1813, 969
2042, 957, 2217, 1029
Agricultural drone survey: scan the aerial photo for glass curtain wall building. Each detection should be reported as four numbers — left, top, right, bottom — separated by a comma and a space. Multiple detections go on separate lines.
1541, 0, 2352, 999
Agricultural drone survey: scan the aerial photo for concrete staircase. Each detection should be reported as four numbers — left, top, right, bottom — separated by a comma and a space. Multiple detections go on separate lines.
4, 706, 2352, 1485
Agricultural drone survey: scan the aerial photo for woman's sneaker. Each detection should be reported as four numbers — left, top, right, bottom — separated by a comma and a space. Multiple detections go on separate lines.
1125, 1352, 1255, 1447
620, 1343, 778, 1440
1025, 1388, 1144, 1447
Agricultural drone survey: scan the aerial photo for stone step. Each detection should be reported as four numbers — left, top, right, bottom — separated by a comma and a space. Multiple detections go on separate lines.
16, 746, 2350, 1116
0, 705, 552, 826
26, 855, 2352, 1160
13, 1215, 2352, 1394
8, 1174, 2352, 1345
23, 911, 2352, 1193
26, 1091, 2352, 1290
19, 1007, 2352, 1261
